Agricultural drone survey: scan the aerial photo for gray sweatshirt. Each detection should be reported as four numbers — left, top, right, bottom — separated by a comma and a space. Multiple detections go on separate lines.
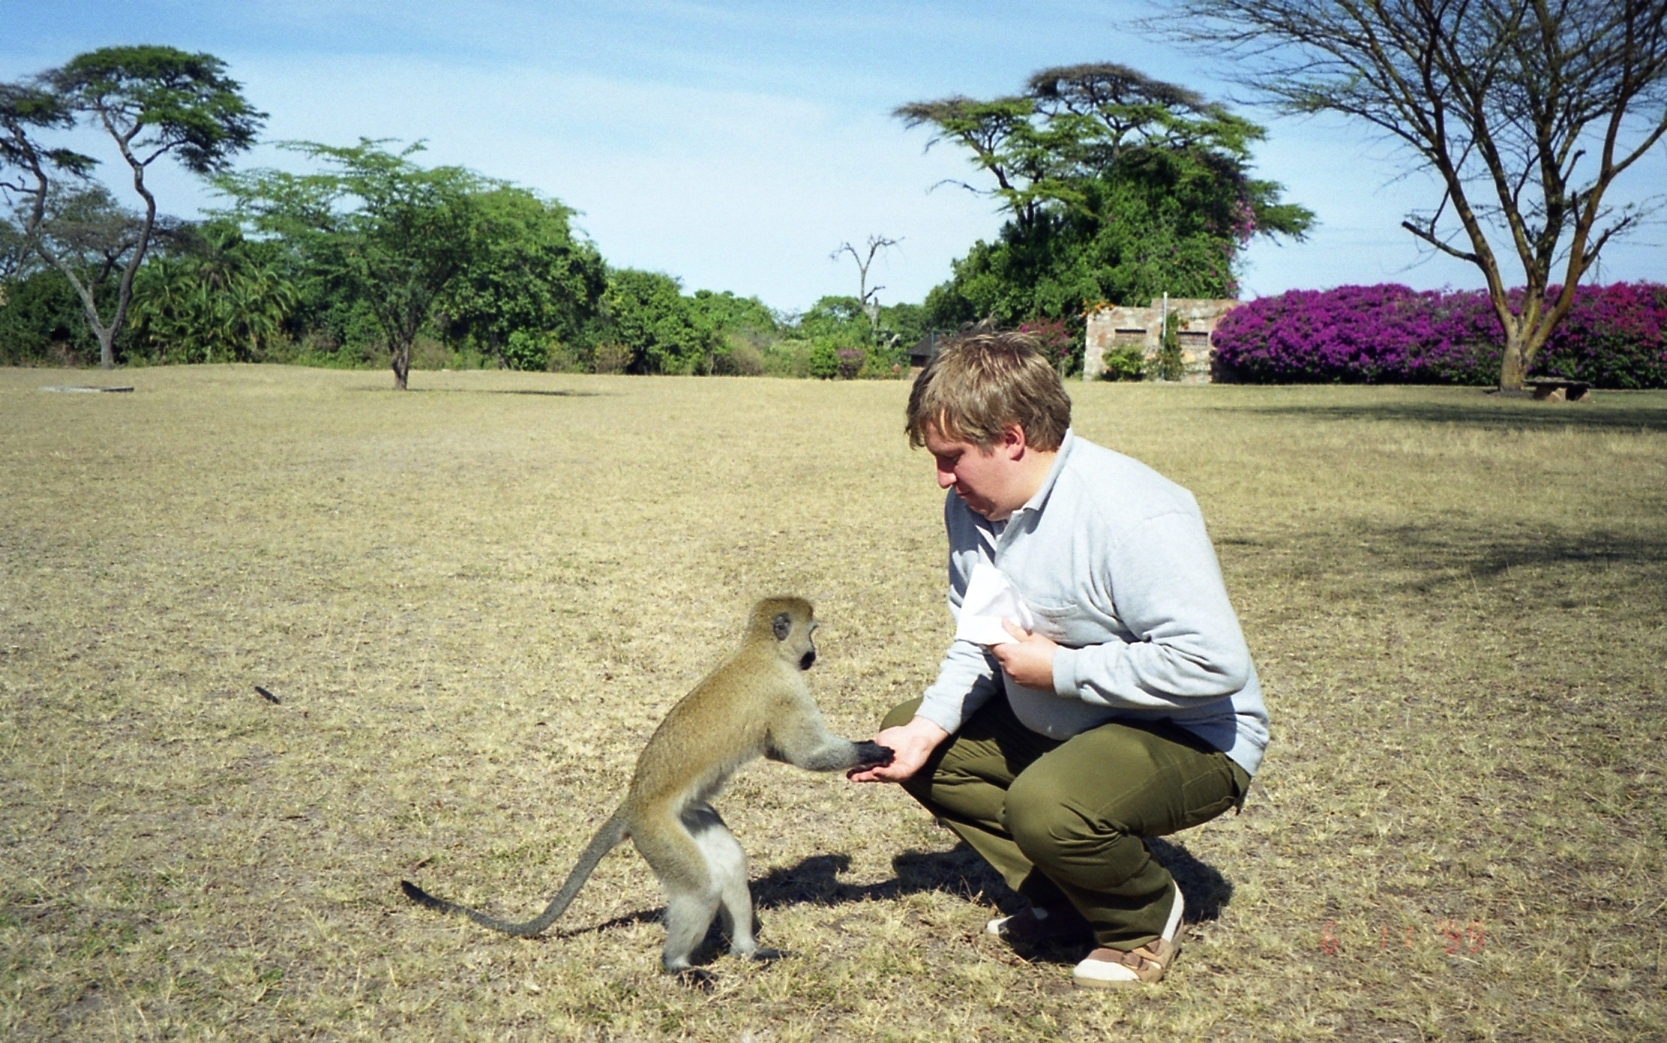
917, 430, 1269, 775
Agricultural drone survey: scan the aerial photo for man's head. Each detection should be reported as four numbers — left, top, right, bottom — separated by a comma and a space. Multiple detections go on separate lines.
906, 332, 1073, 520
905, 331, 1072, 453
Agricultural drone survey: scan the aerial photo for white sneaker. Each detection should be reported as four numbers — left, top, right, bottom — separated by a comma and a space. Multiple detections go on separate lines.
1071, 883, 1184, 987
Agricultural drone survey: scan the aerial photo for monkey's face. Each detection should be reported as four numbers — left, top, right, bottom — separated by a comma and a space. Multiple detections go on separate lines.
792, 619, 818, 671
798, 626, 817, 671
770, 609, 818, 671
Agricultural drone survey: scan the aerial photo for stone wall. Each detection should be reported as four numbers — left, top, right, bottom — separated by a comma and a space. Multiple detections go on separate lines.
1082, 298, 1241, 383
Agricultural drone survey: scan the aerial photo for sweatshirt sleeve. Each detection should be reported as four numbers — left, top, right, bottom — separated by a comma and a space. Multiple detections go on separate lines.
915, 507, 1001, 734
1050, 510, 1253, 710
918, 640, 1000, 734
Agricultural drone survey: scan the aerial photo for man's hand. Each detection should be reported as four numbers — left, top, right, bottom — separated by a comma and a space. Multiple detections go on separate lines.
848, 715, 949, 783
990, 619, 1059, 689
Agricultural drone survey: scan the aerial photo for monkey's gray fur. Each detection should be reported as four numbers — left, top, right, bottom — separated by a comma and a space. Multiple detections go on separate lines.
401, 597, 893, 978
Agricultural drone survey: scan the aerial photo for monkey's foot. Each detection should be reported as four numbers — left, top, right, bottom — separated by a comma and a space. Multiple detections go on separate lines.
675, 968, 717, 990
744, 946, 786, 963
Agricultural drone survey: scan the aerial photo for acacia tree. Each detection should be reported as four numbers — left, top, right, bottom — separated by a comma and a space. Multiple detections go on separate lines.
899, 64, 1274, 232
1, 47, 263, 369
898, 63, 1312, 327
1151, 0, 1667, 391
1, 84, 95, 318
218, 140, 489, 389
2, 84, 94, 246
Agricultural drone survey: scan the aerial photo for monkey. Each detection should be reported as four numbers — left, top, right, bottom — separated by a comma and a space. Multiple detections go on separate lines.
401, 596, 893, 980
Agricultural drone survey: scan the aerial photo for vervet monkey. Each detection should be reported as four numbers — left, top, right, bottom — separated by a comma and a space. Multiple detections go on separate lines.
401, 597, 893, 978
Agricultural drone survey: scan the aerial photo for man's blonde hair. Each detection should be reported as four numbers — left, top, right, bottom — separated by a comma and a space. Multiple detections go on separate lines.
906, 331, 1072, 451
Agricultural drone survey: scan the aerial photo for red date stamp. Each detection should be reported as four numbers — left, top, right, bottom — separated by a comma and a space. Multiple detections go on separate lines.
1320, 918, 1484, 956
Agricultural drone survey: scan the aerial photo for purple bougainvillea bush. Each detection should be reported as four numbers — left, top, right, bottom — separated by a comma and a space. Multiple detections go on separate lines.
1211, 282, 1667, 387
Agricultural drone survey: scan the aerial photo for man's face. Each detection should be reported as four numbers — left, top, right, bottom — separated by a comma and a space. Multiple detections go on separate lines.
923, 424, 1020, 520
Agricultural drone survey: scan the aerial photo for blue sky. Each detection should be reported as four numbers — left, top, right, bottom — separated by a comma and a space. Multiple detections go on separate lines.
5, 0, 1662, 312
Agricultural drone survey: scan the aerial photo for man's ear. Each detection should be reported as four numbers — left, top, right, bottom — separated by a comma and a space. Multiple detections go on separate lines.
999, 423, 1028, 459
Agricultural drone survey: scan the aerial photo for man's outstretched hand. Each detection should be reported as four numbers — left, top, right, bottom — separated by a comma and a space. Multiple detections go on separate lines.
848, 716, 949, 783
850, 620, 1058, 784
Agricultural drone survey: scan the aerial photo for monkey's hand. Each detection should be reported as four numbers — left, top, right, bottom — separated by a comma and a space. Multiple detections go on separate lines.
848, 717, 948, 783
850, 741, 895, 770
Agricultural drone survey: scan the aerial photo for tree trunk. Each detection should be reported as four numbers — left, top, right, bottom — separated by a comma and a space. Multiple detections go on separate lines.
1498, 330, 1529, 392
99, 327, 115, 370
392, 339, 411, 390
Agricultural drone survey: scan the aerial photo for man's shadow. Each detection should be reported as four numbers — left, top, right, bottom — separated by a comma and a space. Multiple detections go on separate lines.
751, 837, 1231, 920
569, 837, 1233, 966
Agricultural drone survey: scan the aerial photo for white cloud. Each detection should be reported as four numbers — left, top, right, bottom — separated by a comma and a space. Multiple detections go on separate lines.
215, 53, 1004, 309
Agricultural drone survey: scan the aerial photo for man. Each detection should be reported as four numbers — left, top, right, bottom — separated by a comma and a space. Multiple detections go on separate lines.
850, 332, 1268, 987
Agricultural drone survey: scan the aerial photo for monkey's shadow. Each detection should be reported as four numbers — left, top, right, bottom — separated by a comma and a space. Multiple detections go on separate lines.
567, 837, 1232, 966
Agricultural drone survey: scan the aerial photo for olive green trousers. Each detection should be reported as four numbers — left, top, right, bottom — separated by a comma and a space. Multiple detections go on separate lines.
883, 695, 1249, 949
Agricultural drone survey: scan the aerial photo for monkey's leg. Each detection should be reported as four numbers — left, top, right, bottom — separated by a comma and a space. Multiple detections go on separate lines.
635, 809, 722, 975
661, 888, 722, 976
687, 805, 777, 962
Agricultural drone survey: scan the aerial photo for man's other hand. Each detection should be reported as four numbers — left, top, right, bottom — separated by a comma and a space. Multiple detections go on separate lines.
991, 619, 1058, 689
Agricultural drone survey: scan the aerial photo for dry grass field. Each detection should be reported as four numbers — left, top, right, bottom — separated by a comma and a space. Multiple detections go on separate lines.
1, 365, 1664, 1041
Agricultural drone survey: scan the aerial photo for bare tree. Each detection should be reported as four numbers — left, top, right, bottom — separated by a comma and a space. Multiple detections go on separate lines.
831, 235, 899, 337
1150, 0, 1667, 390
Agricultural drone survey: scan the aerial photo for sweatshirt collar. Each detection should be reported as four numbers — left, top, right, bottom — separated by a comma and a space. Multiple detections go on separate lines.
1013, 429, 1075, 520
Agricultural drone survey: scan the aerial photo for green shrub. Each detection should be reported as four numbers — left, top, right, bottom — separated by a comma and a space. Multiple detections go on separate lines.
713, 334, 766, 376
591, 342, 631, 374
807, 341, 839, 379
503, 329, 550, 371
0, 270, 103, 365
1100, 344, 1146, 381
759, 339, 813, 378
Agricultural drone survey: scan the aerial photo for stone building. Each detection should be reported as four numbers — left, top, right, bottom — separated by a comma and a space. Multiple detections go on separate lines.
1082, 298, 1241, 383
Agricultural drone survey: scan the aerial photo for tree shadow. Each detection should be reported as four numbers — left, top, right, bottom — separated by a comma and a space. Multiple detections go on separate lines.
410, 387, 602, 398
1243, 518, 1667, 596
1390, 524, 1667, 582
1222, 396, 1667, 432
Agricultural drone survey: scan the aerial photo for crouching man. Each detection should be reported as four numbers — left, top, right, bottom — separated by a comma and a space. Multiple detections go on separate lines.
849, 332, 1268, 987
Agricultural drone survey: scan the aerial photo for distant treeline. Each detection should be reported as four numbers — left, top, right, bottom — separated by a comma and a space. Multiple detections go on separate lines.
4, 48, 1322, 384
0, 225, 928, 379
0, 147, 926, 378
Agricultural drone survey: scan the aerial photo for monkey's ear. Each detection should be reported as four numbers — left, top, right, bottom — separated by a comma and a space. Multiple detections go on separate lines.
772, 613, 791, 641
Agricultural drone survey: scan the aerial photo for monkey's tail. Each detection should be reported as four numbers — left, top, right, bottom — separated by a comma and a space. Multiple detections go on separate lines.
400, 808, 629, 938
